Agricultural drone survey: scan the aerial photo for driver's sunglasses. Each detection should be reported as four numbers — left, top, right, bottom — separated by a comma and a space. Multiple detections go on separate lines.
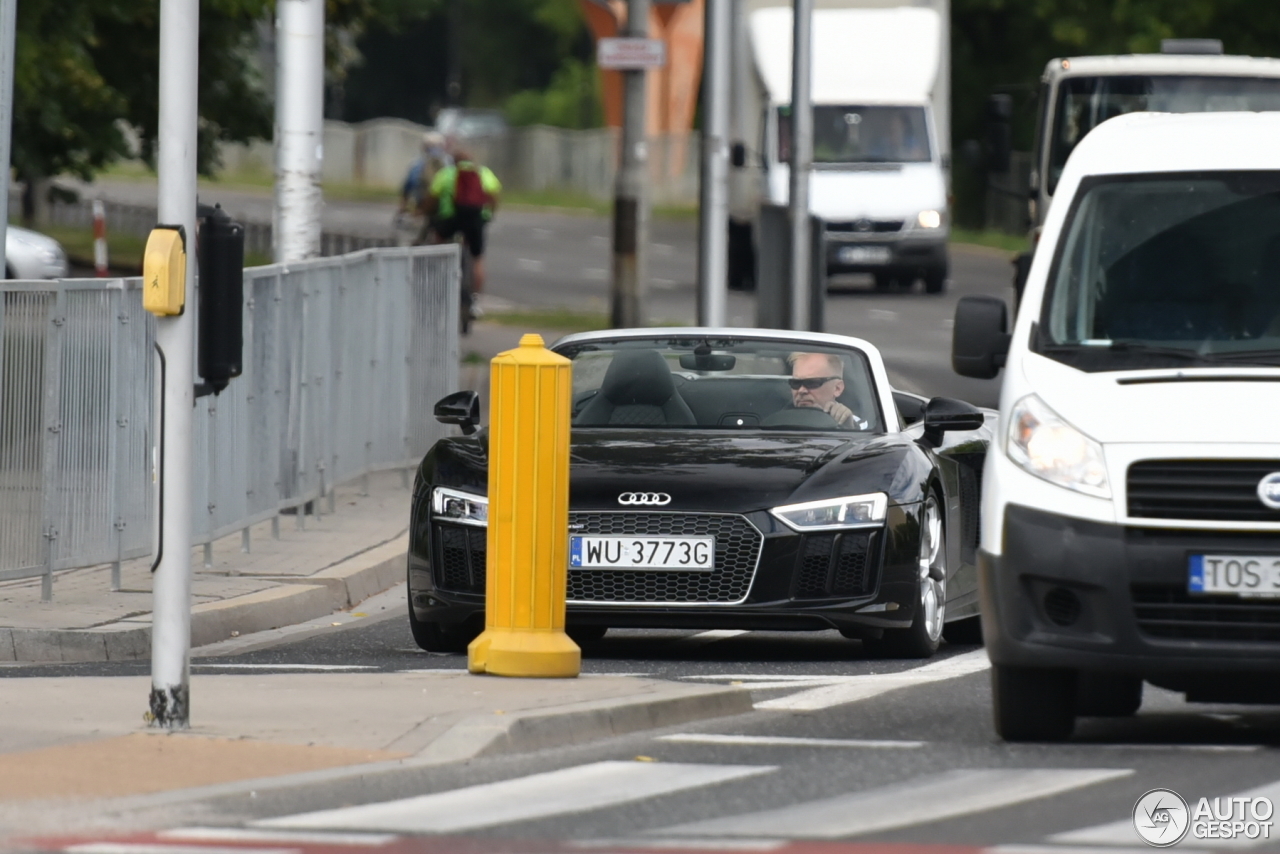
788, 376, 841, 390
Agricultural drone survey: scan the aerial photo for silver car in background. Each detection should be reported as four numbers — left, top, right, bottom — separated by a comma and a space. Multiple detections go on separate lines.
6, 225, 69, 279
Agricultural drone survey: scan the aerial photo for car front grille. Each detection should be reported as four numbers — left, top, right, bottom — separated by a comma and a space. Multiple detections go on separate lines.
793, 531, 878, 600
827, 220, 904, 234
1128, 459, 1280, 523
433, 523, 486, 594
568, 512, 762, 604
1131, 584, 1280, 643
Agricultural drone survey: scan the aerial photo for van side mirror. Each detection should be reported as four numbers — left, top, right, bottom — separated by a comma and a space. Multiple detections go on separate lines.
434, 390, 481, 435
986, 94, 1013, 174
730, 142, 747, 169
952, 295, 1010, 379
922, 397, 985, 447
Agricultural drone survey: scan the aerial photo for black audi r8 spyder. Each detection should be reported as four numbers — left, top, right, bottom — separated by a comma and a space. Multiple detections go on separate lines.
409, 328, 996, 658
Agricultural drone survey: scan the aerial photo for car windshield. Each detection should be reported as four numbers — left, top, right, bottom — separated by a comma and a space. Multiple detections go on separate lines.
556, 338, 885, 432
778, 105, 931, 164
1047, 75, 1280, 194
1037, 171, 1280, 371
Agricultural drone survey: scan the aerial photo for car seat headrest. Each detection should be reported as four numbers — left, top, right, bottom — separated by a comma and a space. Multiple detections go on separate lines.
601, 350, 676, 406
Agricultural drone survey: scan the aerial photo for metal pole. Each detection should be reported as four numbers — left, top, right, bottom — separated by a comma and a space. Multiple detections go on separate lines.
936, 0, 951, 191
0, 0, 16, 270
274, 0, 325, 264
696, 0, 730, 327
787, 0, 813, 330
610, 0, 651, 328
150, 0, 199, 730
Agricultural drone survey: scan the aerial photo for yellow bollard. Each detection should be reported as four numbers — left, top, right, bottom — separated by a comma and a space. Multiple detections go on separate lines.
468, 333, 581, 677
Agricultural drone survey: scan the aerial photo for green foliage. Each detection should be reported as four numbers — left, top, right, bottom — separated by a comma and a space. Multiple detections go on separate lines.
505, 58, 602, 129
12, 0, 424, 184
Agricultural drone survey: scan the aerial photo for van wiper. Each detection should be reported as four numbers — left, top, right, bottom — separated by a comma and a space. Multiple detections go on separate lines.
1205, 349, 1280, 366
1039, 341, 1217, 362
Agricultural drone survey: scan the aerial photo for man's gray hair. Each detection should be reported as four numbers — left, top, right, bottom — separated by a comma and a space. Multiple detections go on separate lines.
787, 351, 843, 376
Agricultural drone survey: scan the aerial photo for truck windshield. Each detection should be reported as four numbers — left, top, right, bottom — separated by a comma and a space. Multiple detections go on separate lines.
1037, 172, 1280, 371
1047, 76, 1280, 194
778, 105, 930, 164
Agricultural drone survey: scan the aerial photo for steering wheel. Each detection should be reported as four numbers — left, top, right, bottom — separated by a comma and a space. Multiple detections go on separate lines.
759, 406, 842, 430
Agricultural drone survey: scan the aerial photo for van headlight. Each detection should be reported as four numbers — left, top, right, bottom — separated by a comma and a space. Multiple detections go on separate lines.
770, 492, 887, 530
1006, 394, 1110, 498
917, 210, 942, 229
432, 486, 488, 526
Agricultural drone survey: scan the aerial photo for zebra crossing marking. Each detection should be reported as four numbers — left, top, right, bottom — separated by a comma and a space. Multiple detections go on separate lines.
656, 768, 1132, 839
254, 760, 775, 834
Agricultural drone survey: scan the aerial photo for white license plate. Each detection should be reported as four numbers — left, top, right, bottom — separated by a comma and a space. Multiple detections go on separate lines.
570, 536, 714, 570
1189, 554, 1280, 598
839, 245, 891, 265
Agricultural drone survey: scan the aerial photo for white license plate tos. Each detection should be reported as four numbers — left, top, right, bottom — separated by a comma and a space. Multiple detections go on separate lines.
570, 536, 714, 570
1189, 554, 1280, 598
839, 245, 891, 265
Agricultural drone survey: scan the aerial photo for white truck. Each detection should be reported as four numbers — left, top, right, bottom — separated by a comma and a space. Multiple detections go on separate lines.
728, 0, 951, 294
1005, 39, 1280, 304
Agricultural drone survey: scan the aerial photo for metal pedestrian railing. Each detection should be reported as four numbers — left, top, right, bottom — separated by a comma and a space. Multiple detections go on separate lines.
0, 245, 459, 599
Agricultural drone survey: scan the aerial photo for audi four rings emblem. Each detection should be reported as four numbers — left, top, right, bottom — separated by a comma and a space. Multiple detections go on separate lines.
618, 492, 672, 506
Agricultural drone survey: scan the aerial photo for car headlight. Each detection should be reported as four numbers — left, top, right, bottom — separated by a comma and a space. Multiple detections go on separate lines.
1006, 394, 1110, 498
38, 246, 63, 265
917, 210, 942, 229
770, 492, 887, 531
431, 486, 488, 526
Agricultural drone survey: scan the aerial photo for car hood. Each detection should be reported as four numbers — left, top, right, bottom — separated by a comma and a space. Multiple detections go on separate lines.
566, 430, 926, 511
1021, 353, 1280, 445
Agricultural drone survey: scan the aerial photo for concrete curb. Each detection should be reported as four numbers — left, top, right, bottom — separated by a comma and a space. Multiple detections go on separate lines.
420, 683, 757, 764
0, 536, 408, 663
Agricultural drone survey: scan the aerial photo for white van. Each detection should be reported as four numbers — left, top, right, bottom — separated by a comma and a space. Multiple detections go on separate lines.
729, 2, 950, 293
952, 111, 1280, 741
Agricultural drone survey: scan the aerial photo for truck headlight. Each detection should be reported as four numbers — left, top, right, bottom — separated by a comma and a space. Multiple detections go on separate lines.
1007, 394, 1110, 498
432, 486, 488, 526
917, 210, 942, 229
770, 492, 887, 531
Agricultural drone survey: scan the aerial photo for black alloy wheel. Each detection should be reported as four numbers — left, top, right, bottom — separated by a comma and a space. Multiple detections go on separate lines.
866, 492, 946, 659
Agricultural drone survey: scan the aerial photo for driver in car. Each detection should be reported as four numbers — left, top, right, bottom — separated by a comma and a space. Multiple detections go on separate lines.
787, 352, 860, 427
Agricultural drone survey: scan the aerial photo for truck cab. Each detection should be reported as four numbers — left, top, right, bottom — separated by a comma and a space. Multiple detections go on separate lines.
1011, 41, 1280, 305
730, 2, 950, 294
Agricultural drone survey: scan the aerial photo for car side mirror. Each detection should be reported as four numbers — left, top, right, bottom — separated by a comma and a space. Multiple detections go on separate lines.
730, 142, 747, 169
921, 397, 985, 447
434, 390, 481, 435
952, 295, 1011, 379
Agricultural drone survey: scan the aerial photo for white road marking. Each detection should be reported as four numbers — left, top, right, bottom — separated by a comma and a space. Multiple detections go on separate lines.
942, 317, 955, 329
753, 649, 991, 710
672, 629, 750, 647
659, 733, 926, 749
160, 829, 396, 846
869, 309, 899, 322
190, 663, 376, 672
255, 761, 774, 834
591, 235, 608, 246
583, 267, 608, 281
992, 846, 1212, 854
532, 228, 553, 239
69, 846, 296, 854
653, 278, 678, 289
574, 840, 786, 851
657, 767, 1132, 839
516, 258, 545, 272
653, 243, 676, 255
1044, 743, 1261, 753
1051, 778, 1280, 849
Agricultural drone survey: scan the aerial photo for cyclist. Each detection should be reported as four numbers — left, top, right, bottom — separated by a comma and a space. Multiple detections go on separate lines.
424, 148, 502, 314
399, 132, 451, 245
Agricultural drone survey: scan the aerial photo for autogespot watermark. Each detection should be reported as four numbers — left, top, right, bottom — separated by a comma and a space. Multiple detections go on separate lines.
1133, 788, 1274, 847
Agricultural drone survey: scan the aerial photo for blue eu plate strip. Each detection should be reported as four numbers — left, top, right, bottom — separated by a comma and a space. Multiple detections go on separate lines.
569, 536, 583, 567
1188, 554, 1205, 592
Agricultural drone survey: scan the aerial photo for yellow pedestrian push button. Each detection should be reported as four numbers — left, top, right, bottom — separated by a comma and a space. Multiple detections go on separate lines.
469, 333, 581, 677
142, 225, 187, 317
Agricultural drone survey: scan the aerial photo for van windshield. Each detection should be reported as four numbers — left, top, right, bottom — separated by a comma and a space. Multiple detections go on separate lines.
778, 105, 930, 164
1037, 172, 1280, 371
1047, 76, 1280, 194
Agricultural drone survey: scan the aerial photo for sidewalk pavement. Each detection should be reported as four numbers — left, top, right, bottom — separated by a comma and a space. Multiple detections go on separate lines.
0, 319, 752, 836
